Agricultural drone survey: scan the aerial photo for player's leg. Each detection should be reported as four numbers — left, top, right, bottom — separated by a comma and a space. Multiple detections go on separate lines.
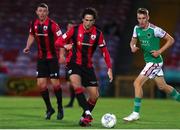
70, 74, 90, 114
37, 78, 55, 119
67, 63, 92, 126
123, 63, 154, 121
154, 76, 180, 102
86, 87, 99, 114
81, 67, 99, 117
70, 74, 93, 126
65, 66, 76, 108
37, 59, 54, 119
51, 78, 64, 120
133, 75, 148, 112
78, 67, 98, 126
49, 58, 64, 120
65, 83, 75, 108
123, 75, 148, 121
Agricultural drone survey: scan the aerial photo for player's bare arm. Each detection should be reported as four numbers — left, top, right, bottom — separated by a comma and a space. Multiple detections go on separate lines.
23, 34, 35, 54
151, 33, 174, 58
130, 37, 139, 53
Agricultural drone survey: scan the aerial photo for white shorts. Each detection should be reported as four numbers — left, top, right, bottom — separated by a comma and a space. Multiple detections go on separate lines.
140, 62, 164, 79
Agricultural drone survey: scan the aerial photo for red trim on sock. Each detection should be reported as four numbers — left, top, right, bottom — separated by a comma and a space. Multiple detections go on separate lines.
40, 87, 48, 92
88, 99, 97, 105
53, 85, 61, 91
75, 87, 84, 94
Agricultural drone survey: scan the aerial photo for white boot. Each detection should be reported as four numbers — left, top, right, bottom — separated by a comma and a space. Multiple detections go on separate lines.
123, 112, 140, 121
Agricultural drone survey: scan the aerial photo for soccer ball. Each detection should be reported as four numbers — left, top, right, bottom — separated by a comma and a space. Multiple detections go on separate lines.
101, 113, 117, 128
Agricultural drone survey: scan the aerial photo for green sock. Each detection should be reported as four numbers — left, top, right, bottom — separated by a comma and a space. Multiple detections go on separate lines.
170, 89, 180, 102
133, 97, 142, 113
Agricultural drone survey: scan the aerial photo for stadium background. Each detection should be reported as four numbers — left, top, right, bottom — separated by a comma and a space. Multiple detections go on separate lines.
0, 0, 179, 98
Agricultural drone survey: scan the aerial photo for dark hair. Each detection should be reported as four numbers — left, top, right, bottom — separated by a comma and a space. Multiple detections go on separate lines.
37, 3, 48, 10
81, 7, 98, 19
68, 20, 76, 25
137, 8, 149, 15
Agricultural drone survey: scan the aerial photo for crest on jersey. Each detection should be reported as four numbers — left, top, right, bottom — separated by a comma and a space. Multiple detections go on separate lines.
43, 26, 48, 30
147, 33, 152, 39
91, 35, 96, 40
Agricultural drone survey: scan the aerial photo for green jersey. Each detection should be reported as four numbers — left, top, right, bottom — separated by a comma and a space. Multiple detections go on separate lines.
133, 23, 166, 63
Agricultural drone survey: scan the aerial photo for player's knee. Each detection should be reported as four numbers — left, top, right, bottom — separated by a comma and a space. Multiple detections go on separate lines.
89, 96, 98, 103
37, 81, 47, 89
133, 80, 141, 89
90, 92, 99, 101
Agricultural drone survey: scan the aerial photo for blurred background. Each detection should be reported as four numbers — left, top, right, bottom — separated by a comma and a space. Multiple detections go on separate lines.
0, 0, 179, 98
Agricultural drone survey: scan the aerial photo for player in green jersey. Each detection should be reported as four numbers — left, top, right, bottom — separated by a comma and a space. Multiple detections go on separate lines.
123, 8, 180, 122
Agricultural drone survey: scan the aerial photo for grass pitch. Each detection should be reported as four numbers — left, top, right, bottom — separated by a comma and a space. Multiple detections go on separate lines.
0, 97, 180, 129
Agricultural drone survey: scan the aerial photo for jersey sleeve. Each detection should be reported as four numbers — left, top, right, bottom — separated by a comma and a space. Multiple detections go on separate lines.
132, 26, 137, 38
98, 32, 112, 69
154, 26, 166, 38
52, 22, 62, 40
55, 26, 74, 48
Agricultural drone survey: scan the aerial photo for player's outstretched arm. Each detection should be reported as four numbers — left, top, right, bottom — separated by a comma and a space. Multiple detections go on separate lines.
23, 34, 35, 54
130, 37, 139, 53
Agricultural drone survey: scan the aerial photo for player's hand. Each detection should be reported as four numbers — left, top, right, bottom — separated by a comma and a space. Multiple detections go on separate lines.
151, 50, 161, 58
107, 68, 113, 82
64, 44, 72, 50
131, 46, 139, 53
23, 47, 30, 54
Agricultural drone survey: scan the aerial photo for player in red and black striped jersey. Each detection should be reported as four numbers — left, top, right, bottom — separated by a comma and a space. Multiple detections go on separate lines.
62, 20, 78, 108
56, 7, 113, 126
23, 3, 63, 120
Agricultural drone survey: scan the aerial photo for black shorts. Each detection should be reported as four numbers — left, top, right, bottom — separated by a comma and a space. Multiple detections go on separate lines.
66, 63, 98, 87
37, 58, 59, 79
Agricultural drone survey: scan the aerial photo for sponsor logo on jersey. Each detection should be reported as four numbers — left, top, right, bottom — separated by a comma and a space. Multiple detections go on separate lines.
77, 42, 93, 46
35, 33, 48, 36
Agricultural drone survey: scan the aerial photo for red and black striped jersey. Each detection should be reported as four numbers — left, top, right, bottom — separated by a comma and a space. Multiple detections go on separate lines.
29, 17, 62, 59
56, 23, 112, 68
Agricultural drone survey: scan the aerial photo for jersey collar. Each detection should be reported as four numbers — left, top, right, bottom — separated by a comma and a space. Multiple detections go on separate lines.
37, 17, 49, 25
80, 23, 95, 33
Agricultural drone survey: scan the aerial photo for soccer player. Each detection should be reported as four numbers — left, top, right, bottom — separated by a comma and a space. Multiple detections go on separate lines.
56, 7, 113, 126
123, 8, 180, 122
23, 3, 64, 120
63, 20, 77, 108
